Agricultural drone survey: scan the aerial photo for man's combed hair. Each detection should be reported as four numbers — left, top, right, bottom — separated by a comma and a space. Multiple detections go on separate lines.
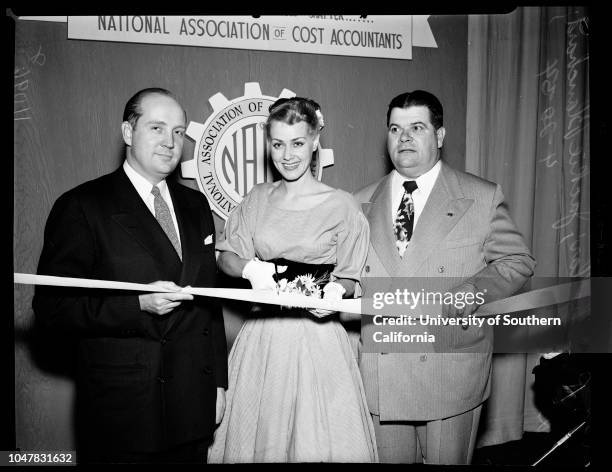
386, 90, 444, 130
123, 87, 176, 128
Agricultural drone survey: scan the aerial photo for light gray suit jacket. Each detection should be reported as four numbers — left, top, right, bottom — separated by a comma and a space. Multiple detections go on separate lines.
355, 161, 535, 421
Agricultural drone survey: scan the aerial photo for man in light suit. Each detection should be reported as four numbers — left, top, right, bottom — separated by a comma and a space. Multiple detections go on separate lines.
33, 88, 227, 463
354, 90, 535, 464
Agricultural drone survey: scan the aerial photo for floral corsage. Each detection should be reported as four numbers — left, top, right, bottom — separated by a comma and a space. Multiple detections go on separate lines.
277, 274, 326, 300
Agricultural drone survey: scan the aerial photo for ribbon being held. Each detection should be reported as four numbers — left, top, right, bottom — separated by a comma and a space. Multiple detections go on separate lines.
14, 272, 590, 318
14, 272, 362, 314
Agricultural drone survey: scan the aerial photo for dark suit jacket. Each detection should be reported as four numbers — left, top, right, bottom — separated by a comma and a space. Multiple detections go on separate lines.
33, 167, 228, 453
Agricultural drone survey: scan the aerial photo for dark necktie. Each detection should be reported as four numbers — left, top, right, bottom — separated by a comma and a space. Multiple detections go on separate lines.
394, 180, 418, 257
151, 185, 182, 260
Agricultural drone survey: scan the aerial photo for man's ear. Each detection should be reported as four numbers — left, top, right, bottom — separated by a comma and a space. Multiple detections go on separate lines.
121, 121, 133, 146
436, 126, 446, 148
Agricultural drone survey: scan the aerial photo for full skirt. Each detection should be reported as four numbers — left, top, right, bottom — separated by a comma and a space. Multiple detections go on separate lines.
208, 313, 378, 463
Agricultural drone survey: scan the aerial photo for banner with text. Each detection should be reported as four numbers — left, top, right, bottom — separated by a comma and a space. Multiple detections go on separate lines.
67, 15, 438, 60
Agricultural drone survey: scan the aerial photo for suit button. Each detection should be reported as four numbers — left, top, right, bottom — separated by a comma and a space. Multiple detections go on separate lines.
160, 338, 167, 345
420, 355, 427, 362
202, 328, 210, 336
365, 265, 370, 273
157, 376, 166, 383
203, 367, 213, 375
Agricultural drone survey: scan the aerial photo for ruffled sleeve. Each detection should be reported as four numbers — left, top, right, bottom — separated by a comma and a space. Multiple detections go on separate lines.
331, 193, 370, 285
215, 185, 261, 259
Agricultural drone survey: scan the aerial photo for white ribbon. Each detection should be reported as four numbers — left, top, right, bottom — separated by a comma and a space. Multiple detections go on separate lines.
14, 273, 362, 313
14, 273, 589, 317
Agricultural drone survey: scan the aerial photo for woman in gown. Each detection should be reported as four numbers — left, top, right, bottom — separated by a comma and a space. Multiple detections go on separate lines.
208, 97, 377, 463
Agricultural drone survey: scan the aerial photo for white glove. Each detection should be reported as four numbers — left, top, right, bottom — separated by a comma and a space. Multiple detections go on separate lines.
309, 281, 346, 318
323, 281, 346, 300
242, 258, 286, 291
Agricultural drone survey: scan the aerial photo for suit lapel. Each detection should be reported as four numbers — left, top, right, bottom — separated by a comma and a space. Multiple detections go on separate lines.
164, 182, 213, 336
110, 169, 182, 278
365, 174, 403, 276
401, 162, 473, 276
366, 164, 474, 277
169, 182, 200, 286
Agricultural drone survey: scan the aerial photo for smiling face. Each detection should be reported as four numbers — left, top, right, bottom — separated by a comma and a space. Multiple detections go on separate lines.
122, 93, 186, 185
387, 105, 445, 179
269, 120, 319, 183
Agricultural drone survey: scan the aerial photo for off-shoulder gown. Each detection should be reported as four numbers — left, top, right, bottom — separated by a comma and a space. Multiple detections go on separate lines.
208, 183, 378, 463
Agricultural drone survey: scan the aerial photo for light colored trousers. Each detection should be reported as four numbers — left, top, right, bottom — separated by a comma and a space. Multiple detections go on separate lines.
372, 403, 482, 464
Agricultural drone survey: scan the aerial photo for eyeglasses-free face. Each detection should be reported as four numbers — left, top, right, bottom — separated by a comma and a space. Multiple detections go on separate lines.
268, 120, 319, 183
387, 105, 445, 179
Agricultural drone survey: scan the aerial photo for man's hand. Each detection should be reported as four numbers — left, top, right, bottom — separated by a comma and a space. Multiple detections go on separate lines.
215, 387, 226, 425
441, 282, 480, 318
138, 281, 194, 316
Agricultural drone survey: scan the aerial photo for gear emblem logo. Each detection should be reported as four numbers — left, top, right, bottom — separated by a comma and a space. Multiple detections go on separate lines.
182, 82, 334, 220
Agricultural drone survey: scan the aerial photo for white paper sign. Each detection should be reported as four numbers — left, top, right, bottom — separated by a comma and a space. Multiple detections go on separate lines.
66, 15, 437, 60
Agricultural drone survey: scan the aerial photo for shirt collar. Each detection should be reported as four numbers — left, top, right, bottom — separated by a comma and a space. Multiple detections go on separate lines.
392, 159, 441, 194
122, 160, 168, 201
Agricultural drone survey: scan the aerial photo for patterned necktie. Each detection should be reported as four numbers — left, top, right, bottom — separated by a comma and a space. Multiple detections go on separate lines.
151, 185, 182, 260
394, 180, 418, 257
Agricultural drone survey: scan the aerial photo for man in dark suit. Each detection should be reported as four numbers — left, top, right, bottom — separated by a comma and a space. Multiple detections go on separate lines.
354, 90, 535, 464
33, 88, 227, 463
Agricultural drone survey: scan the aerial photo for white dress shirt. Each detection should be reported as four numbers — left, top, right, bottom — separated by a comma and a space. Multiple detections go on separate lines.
390, 159, 441, 230
122, 160, 181, 246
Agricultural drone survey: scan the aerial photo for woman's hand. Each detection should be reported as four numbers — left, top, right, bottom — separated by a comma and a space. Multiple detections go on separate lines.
308, 281, 346, 318
242, 258, 287, 290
